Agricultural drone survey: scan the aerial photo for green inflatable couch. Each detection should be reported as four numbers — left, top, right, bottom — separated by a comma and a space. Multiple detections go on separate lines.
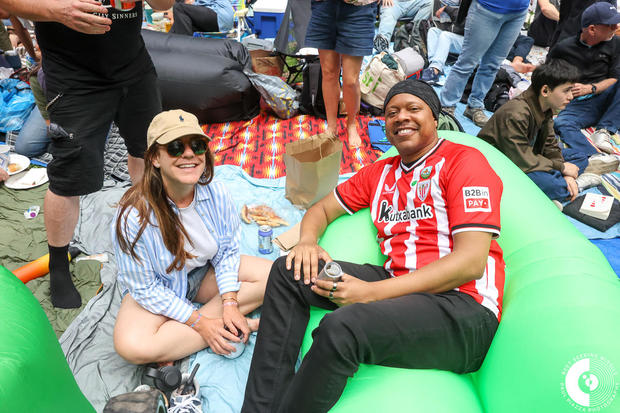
303, 131, 620, 413
0, 131, 617, 412
0, 264, 94, 412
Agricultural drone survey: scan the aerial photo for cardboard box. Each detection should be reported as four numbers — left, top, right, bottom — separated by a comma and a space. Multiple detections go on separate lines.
250, 50, 284, 77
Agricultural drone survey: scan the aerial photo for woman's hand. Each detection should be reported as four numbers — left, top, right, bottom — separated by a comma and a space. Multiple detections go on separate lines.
286, 241, 332, 284
311, 273, 375, 306
222, 304, 250, 343
382, 0, 394, 7
193, 317, 238, 355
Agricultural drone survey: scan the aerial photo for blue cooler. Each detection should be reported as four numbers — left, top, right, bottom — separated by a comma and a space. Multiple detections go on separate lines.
250, 0, 287, 39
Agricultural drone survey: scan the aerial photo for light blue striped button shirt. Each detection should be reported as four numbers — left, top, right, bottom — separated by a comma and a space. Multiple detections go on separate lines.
114, 181, 242, 323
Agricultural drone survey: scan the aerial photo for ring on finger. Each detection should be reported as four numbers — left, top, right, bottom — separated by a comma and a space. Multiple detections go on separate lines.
331, 282, 338, 292
329, 290, 334, 300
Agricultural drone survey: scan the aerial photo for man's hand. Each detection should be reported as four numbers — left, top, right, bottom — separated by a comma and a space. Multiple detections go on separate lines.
0, 168, 8, 182
222, 304, 250, 343
562, 162, 579, 179
571, 83, 593, 98
311, 274, 374, 306
194, 316, 238, 355
286, 241, 332, 284
564, 176, 579, 201
53, 0, 112, 34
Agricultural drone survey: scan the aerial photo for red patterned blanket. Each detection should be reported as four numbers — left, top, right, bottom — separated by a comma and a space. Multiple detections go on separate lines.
204, 113, 382, 179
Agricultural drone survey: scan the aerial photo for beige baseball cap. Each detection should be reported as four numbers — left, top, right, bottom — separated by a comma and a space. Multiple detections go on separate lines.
147, 110, 210, 149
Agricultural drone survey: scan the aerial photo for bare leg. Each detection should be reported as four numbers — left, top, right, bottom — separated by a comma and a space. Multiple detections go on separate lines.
45, 190, 81, 307
127, 154, 144, 184
318, 49, 342, 136
114, 255, 272, 364
45, 190, 79, 246
341, 54, 364, 148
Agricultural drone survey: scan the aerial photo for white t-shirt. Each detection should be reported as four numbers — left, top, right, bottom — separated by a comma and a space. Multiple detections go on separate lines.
178, 198, 218, 272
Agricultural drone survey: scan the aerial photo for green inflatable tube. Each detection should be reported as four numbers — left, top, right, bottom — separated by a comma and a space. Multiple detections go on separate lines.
302, 131, 620, 413
0, 265, 95, 412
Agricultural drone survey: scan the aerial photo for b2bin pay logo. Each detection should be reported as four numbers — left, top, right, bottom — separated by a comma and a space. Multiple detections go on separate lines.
561, 353, 618, 411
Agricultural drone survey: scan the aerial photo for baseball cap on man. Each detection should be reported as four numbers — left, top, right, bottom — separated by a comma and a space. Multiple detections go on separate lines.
147, 109, 210, 149
581, 2, 620, 27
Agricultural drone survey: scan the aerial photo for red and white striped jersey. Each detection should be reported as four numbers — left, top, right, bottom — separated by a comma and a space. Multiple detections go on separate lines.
335, 139, 505, 319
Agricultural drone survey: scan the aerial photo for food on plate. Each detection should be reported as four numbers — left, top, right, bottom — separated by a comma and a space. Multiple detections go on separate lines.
241, 204, 289, 227
8, 163, 20, 173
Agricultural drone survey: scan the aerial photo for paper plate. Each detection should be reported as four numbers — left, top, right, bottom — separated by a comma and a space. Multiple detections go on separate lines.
5, 168, 48, 190
7, 154, 30, 175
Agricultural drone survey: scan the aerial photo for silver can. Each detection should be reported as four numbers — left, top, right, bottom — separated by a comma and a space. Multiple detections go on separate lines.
258, 225, 273, 254
317, 261, 343, 282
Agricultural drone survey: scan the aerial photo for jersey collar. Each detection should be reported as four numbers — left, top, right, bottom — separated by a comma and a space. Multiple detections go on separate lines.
399, 138, 445, 173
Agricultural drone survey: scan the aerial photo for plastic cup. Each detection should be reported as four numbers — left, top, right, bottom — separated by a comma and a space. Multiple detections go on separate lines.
0, 144, 10, 171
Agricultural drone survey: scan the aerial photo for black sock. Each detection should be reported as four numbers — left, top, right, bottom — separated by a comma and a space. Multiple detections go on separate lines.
49, 244, 81, 309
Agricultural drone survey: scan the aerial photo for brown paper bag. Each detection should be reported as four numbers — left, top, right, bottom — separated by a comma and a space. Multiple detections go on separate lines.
284, 132, 342, 208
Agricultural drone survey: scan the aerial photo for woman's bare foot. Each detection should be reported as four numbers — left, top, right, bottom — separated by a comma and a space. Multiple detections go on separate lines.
347, 124, 361, 148
247, 317, 260, 332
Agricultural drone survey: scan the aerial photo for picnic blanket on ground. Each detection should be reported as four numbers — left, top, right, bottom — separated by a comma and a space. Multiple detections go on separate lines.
204, 112, 381, 178
59, 165, 314, 412
0, 182, 102, 337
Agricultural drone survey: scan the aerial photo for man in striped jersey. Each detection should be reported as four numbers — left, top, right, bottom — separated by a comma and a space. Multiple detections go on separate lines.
243, 79, 505, 413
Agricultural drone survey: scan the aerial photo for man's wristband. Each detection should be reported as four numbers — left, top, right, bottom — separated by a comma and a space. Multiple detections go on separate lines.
591, 84, 597, 94
189, 312, 203, 328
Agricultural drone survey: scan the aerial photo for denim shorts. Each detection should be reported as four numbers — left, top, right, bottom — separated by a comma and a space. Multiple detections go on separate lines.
121, 264, 210, 302
305, 0, 377, 56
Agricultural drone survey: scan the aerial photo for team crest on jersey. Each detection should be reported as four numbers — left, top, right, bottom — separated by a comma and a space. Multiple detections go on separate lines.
416, 180, 431, 201
420, 166, 433, 180
463, 186, 491, 212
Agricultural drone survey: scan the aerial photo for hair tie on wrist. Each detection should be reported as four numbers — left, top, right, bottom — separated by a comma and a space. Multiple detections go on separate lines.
190, 312, 203, 328
223, 301, 238, 307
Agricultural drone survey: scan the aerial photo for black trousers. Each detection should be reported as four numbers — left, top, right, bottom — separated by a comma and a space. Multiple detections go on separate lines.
242, 257, 499, 413
169, 2, 219, 35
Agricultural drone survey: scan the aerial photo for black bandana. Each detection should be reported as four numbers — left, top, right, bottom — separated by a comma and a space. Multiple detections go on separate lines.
384, 79, 442, 120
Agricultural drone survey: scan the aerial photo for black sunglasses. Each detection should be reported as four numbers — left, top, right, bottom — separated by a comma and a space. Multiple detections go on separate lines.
163, 138, 208, 157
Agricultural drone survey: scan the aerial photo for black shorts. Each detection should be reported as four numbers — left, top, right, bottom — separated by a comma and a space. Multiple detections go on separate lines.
45, 71, 161, 196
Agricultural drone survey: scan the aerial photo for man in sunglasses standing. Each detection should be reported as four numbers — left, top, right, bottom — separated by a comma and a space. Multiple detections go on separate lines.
35, 0, 174, 309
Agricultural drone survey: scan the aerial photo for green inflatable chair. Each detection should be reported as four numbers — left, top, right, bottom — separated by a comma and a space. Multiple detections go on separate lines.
302, 131, 620, 413
0, 265, 95, 412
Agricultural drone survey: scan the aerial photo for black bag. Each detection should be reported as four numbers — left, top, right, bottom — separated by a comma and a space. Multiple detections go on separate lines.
460, 67, 514, 112
103, 389, 167, 413
563, 194, 620, 232
393, 20, 431, 66
300, 57, 326, 119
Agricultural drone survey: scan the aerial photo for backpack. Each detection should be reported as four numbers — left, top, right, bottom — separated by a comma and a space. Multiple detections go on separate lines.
437, 110, 464, 132
460, 67, 514, 112
300, 57, 326, 119
393, 19, 432, 66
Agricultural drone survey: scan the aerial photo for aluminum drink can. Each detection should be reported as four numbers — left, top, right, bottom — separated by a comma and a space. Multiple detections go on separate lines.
317, 261, 343, 282
258, 225, 273, 254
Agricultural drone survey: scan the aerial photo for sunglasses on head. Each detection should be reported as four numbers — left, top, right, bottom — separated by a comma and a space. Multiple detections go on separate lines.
163, 137, 208, 157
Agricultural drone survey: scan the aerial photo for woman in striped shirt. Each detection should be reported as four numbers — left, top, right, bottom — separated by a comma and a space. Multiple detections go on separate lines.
113, 110, 271, 363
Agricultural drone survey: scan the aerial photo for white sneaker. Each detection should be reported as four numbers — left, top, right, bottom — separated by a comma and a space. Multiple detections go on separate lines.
586, 153, 620, 174
168, 373, 202, 413
576, 172, 603, 192
590, 129, 615, 154
552, 200, 564, 211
